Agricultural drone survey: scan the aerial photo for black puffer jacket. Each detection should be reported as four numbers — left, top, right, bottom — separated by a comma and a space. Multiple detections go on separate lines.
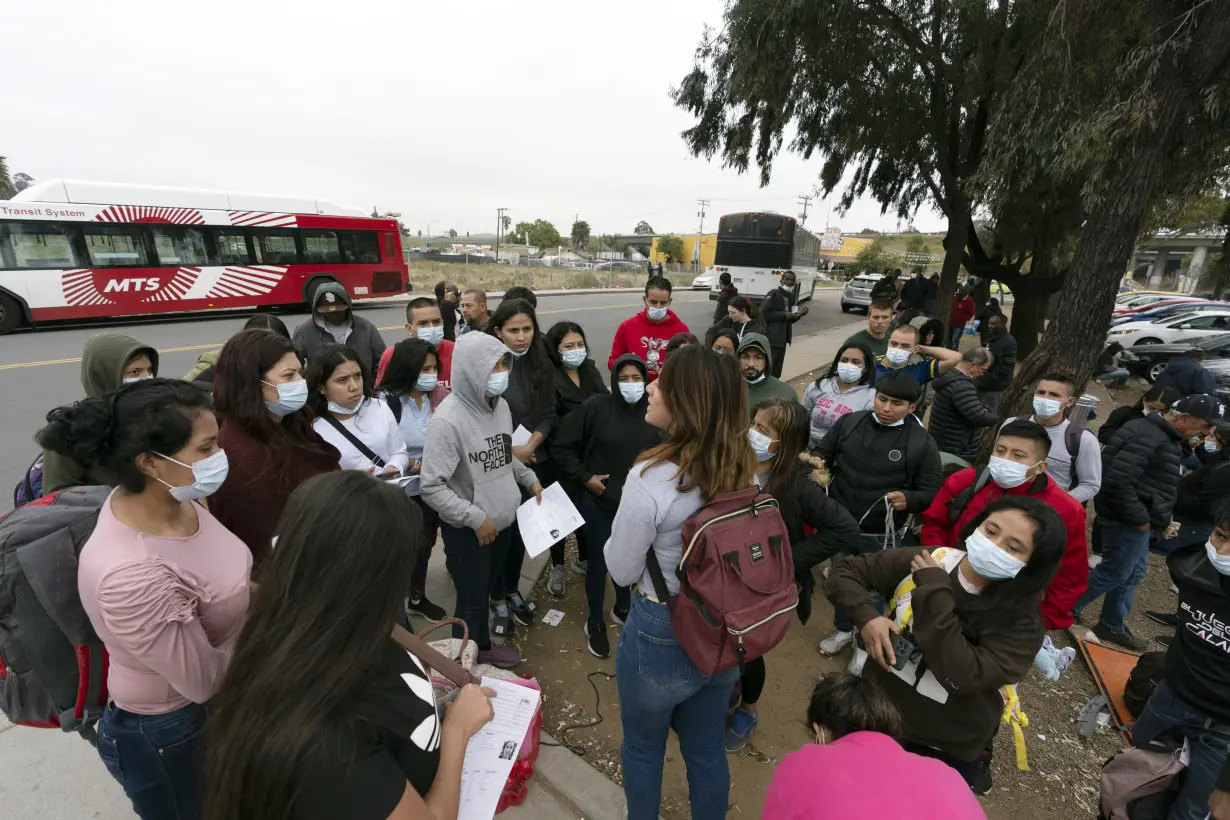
975, 331, 1017, 393
1094, 414, 1183, 528
927, 368, 1000, 461
1174, 448, 1230, 527
814, 410, 943, 532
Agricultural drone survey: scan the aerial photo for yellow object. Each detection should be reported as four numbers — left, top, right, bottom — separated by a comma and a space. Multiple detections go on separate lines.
649, 234, 716, 267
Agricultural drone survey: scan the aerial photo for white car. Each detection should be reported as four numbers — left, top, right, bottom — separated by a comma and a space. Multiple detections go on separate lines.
1108, 310, 1230, 346
691, 272, 715, 290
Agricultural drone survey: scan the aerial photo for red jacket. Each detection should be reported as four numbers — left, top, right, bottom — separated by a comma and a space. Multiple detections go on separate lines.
375, 338, 454, 391
949, 296, 976, 329
920, 467, 1089, 630
608, 310, 690, 381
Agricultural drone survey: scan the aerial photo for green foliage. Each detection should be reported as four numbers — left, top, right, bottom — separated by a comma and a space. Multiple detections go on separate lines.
447, 228, 458, 239
855, 237, 894, 273
570, 220, 591, 251
656, 235, 686, 263
633, 220, 655, 235
856, 228, 881, 235
904, 235, 926, 254
512, 219, 562, 249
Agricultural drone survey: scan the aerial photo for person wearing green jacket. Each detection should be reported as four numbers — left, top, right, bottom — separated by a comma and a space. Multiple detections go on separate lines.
41, 333, 159, 494
738, 333, 798, 412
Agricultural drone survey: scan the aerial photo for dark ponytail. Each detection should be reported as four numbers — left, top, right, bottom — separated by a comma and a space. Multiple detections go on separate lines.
37, 379, 214, 493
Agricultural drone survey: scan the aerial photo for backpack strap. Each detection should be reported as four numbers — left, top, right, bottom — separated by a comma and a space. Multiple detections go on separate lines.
385, 392, 404, 423
644, 549, 674, 603
389, 623, 479, 688
321, 413, 387, 468
1064, 424, 1083, 492
947, 467, 992, 524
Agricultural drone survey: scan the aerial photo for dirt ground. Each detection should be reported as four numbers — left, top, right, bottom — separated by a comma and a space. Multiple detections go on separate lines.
509, 372, 1179, 820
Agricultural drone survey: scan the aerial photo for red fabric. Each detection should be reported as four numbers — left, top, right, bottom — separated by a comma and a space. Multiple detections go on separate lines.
949, 296, 976, 328
607, 310, 690, 381
375, 339, 454, 391
919, 467, 1089, 630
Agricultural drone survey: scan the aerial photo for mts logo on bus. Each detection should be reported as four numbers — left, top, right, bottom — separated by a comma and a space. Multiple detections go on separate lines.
103, 277, 162, 293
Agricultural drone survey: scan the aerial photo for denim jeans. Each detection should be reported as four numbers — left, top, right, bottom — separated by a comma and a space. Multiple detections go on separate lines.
96, 701, 207, 820
947, 326, 964, 350
1096, 368, 1130, 388
616, 594, 738, 820
1132, 680, 1230, 820
409, 494, 440, 597
833, 534, 891, 633
580, 495, 630, 627
1074, 518, 1151, 632
441, 522, 511, 650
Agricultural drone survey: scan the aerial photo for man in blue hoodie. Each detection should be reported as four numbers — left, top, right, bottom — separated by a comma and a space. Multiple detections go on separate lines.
1155, 348, 1217, 397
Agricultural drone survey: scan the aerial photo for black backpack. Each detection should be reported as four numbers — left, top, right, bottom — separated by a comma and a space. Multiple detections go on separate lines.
1123, 651, 1167, 719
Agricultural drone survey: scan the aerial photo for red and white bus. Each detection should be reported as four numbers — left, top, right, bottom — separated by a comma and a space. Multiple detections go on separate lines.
0, 179, 410, 334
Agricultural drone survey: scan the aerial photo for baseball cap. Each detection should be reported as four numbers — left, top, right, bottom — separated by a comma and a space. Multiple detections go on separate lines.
1171, 394, 1226, 422
314, 290, 347, 314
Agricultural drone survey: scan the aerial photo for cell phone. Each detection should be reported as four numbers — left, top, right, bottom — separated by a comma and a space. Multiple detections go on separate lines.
890, 633, 920, 671
375, 471, 401, 481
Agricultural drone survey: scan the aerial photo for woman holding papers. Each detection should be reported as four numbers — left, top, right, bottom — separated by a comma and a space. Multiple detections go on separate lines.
420, 333, 543, 669
551, 352, 662, 659
205, 471, 498, 820
486, 299, 559, 622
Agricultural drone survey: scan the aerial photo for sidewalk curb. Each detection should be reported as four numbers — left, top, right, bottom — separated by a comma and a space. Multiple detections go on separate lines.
780, 318, 866, 383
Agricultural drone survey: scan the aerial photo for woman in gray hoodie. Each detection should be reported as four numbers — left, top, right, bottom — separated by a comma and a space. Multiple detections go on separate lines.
421, 333, 542, 669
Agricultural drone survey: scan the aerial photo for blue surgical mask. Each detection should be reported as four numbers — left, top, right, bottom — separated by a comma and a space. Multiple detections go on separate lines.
417, 326, 445, 346
619, 381, 645, 404
1204, 438, 1220, 453
264, 378, 308, 416
415, 374, 438, 393
155, 449, 229, 502
561, 348, 587, 369
748, 429, 777, 462
647, 306, 668, 322
1032, 396, 1063, 419
884, 347, 910, 366
327, 396, 365, 416
486, 371, 510, 397
781, 284, 794, 294
836, 362, 863, 383
964, 527, 1026, 581
1205, 539, 1230, 576
988, 455, 1038, 490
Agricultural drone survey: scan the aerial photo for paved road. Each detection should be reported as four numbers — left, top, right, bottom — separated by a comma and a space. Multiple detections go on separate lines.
0, 288, 849, 510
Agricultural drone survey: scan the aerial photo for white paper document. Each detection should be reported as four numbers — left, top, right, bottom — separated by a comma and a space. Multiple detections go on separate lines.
515, 482, 584, 558
457, 676, 542, 820
511, 425, 532, 447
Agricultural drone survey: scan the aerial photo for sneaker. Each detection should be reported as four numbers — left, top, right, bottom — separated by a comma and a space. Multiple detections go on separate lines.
610, 605, 629, 627
477, 644, 521, 669
1093, 622, 1149, 652
548, 565, 567, 597
819, 630, 854, 656
1157, 634, 1175, 648
723, 707, 759, 752
406, 593, 447, 624
569, 558, 588, 577
584, 622, 610, 658
491, 604, 515, 640
1145, 610, 1178, 627
848, 647, 868, 676
971, 760, 993, 796
507, 593, 535, 627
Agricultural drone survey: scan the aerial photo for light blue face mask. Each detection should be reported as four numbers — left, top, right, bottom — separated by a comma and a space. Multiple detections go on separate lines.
647, 306, 668, 322
619, 381, 645, 404
486, 371, 510, 397
748, 428, 778, 462
327, 396, 365, 416
561, 348, 588, 369
155, 449, 230, 502
264, 379, 308, 416
1204, 438, 1220, 453
417, 326, 445, 347
415, 374, 438, 393
1206, 539, 1230, 575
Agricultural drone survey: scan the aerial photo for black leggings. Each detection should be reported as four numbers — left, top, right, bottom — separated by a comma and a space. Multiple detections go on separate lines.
902, 740, 992, 788
739, 657, 767, 705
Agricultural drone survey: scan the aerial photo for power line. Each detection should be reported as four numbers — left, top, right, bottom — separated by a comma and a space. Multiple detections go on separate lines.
798, 194, 812, 225
697, 199, 710, 236
495, 207, 507, 263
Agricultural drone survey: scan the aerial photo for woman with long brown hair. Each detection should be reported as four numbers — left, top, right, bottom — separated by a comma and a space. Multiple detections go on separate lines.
209, 329, 339, 568
604, 344, 755, 820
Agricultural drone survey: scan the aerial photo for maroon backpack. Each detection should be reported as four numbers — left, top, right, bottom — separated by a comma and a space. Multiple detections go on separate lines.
647, 486, 797, 676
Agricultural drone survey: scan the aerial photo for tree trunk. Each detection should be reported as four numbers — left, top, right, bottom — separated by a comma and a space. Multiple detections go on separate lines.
1008, 284, 1048, 360
934, 205, 970, 336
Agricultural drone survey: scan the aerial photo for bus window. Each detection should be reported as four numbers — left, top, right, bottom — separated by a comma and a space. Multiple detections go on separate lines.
254, 230, 298, 265
302, 230, 341, 264
210, 229, 252, 265
83, 226, 149, 267
754, 215, 789, 240
340, 231, 381, 264
2, 222, 80, 269
150, 227, 208, 266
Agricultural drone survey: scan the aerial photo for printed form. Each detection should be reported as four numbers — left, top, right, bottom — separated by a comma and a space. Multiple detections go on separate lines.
457, 676, 542, 820
515, 482, 584, 558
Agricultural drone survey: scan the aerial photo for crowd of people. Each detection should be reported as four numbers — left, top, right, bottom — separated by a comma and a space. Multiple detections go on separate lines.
24, 270, 1230, 820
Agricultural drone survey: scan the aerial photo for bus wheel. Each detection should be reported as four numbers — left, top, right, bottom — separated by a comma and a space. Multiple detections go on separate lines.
0, 293, 24, 335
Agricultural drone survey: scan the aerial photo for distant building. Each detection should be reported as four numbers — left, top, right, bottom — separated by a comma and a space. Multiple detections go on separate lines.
649, 234, 716, 267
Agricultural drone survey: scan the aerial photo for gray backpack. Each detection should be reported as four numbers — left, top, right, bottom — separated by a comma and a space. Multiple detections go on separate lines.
1098, 741, 1184, 820
0, 486, 111, 736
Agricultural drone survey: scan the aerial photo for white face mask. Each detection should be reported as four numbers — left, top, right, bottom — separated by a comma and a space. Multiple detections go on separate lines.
327, 396, 365, 416
123, 376, 153, 385
1032, 395, 1064, 418
988, 456, 1038, 490
561, 348, 587, 369
884, 347, 910, 366
415, 374, 438, 393
619, 381, 645, 404
964, 527, 1026, 581
747, 372, 767, 385
875, 414, 906, 428
417, 326, 445, 346
1206, 539, 1230, 575
1205, 438, 1220, 453
748, 428, 777, 462
836, 362, 863, 384
263, 379, 308, 416
646, 305, 668, 322
155, 449, 229, 502
486, 371, 510, 397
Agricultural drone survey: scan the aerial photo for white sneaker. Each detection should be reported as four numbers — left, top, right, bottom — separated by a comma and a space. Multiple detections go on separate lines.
819, 630, 854, 655
848, 647, 869, 676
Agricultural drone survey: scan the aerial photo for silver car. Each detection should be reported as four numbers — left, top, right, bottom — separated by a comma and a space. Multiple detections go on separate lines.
841, 273, 883, 313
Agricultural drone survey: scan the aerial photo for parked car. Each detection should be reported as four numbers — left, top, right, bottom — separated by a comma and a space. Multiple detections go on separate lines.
1112, 295, 1203, 318
1108, 310, 1230, 346
691, 272, 715, 291
1110, 300, 1230, 327
1118, 332, 1230, 383
840, 273, 884, 313
1114, 291, 1193, 310
594, 261, 641, 272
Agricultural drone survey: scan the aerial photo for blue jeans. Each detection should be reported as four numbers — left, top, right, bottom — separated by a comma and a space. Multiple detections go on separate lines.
96, 701, 207, 820
1074, 518, 1151, 632
616, 594, 738, 820
1096, 368, 1130, 388
947, 326, 964, 350
441, 521, 512, 650
1132, 680, 1230, 820
834, 534, 890, 633
579, 495, 630, 628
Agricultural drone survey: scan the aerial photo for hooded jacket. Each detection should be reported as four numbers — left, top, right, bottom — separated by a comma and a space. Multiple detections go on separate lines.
759, 285, 800, 347
607, 308, 690, 381
42, 334, 160, 494
1162, 544, 1230, 733
738, 333, 798, 411
1155, 356, 1216, 397
927, 368, 999, 462
420, 334, 539, 531
1095, 413, 1183, 527
549, 354, 663, 513
553, 358, 608, 420
704, 315, 767, 347
290, 282, 387, 373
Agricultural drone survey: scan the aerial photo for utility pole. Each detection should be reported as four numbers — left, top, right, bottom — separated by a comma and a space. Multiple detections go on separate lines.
495, 207, 507, 266
798, 194, 812, 225
696, 199, 710, 272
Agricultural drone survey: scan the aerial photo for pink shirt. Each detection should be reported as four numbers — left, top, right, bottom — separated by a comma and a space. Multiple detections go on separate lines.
78, 493, 251, 714
763, 732, 987, 819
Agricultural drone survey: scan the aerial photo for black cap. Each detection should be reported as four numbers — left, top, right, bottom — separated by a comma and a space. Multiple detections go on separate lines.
1172, 394, 1225, 422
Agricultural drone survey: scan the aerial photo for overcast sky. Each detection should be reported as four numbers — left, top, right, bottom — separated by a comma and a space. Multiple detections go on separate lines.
3, 0, 945, 238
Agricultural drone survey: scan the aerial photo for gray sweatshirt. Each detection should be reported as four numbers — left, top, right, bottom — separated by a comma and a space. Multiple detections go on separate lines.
604, 460, 703, 596
421, 333, 538, 530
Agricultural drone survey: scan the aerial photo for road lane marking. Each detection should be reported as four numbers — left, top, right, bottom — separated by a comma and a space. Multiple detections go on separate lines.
0, 297, 711, 371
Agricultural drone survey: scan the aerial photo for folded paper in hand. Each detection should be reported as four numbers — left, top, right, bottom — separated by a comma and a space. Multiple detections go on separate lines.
516, 482, 584, 558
